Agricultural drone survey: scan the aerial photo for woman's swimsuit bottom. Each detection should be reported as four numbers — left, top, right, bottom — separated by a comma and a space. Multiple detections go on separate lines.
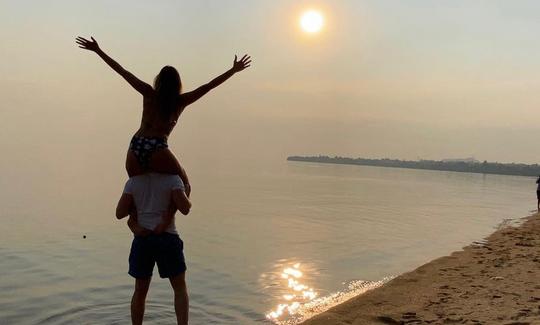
129, 136, 168, 169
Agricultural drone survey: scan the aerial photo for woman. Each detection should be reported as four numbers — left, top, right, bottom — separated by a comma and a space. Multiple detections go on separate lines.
76, 36, 251, 195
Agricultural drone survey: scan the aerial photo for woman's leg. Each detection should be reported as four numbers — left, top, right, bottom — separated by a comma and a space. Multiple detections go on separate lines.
150, 149, 191, 196
126, 150, 145, 178
149, 148, 182, 174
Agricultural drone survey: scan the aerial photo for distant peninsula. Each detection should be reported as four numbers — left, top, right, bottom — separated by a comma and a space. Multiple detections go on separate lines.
287, 155, 540, 177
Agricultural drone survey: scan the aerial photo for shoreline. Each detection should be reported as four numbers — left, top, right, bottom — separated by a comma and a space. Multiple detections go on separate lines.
301, 213, 540, 324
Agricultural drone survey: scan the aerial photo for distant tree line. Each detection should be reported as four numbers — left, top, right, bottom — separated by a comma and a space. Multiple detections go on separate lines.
287, 155, 540, 177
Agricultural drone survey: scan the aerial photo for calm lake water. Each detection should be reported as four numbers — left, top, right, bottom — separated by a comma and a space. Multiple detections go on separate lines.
0, 161, 534, 324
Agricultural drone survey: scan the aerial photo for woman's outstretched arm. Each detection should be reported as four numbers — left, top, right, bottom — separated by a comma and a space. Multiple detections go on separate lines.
76, 36, 153, 97
182, 54, 251, 107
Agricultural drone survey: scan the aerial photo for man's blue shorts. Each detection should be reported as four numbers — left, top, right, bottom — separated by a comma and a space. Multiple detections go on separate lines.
128, 232, 186, 279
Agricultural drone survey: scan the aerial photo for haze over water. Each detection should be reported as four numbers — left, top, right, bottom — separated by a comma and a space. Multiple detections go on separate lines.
4, 1, 540, 167
1, 160, 533, 324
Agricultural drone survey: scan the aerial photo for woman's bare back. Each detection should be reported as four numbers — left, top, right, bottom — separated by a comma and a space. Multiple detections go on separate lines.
135, 94, 184, 139
126, 94, 188, 185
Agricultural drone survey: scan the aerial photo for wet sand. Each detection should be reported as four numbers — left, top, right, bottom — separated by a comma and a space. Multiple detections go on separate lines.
302, 214, 540, 324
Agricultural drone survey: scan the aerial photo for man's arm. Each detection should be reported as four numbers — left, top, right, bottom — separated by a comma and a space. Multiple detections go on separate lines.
116, 191, 151, 236
116, 193, 133, 219
127, 211, 151, 237
172, 189, 192, 215
154, 188, 190, 234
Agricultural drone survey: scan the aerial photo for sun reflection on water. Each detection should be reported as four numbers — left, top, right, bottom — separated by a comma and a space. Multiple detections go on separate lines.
264, 262, 393, 325
266, 263, 317, 321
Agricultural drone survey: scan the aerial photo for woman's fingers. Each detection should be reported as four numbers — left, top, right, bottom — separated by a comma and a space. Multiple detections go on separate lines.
76, 36, 100, 51
240, 55, 251, 64
233, 54, 252, 70
76, 36, 97, 47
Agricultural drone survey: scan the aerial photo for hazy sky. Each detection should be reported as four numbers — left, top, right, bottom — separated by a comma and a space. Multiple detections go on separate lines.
3, 0, 540, 181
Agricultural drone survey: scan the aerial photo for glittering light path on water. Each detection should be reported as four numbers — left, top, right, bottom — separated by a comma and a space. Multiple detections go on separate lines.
265, 263, 393, 324
265, 263, 317, 321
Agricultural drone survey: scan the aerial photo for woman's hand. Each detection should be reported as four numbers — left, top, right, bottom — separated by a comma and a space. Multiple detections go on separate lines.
232, 54, 251, 72
76, 36, 101, 52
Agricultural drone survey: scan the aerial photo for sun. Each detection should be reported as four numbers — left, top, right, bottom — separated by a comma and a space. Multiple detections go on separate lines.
300, 10, 324, 34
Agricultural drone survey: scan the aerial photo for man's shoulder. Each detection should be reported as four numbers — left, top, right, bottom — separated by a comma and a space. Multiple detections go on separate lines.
147, 173, 184, 190
128, 173, 178, 180
147, 172, 178, 178
127, 173, 182, 189
148, 173, 181, 182
126, 174, 149, 186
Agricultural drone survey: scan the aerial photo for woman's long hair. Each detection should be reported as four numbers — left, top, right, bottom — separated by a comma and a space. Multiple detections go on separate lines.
154, 66, 182, 120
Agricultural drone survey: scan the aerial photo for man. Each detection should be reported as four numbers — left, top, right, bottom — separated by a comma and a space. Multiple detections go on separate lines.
116, 173, 192, 325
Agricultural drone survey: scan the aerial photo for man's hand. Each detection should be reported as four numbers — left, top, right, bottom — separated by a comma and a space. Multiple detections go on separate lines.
153, 222, 168, 235
154, 203, 176, 235
127, 216, 151, 237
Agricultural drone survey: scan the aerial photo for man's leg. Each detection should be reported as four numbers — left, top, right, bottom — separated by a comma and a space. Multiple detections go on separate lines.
169, 273, 188, 325
131, 277, 151, 325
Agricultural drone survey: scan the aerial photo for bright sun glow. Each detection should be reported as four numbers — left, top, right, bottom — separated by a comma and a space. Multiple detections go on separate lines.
300, 10, 324, 34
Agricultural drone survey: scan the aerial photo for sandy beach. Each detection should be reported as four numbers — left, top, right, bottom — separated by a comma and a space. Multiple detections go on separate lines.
302, 213, 540, 325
